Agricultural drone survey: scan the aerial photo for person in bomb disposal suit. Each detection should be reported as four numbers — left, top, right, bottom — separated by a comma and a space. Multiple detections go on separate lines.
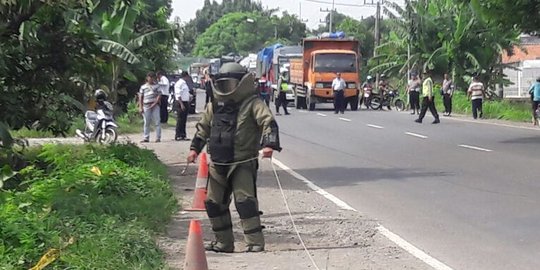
187, 63, 281, 253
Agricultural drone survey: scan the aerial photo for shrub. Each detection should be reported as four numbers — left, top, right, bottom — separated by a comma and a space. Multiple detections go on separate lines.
0, 143, 176, 269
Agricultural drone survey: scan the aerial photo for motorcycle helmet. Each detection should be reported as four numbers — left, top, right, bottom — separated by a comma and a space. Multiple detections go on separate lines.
214, 63, 248, 96
366, 75, 373, 81
94, 89, 107, 101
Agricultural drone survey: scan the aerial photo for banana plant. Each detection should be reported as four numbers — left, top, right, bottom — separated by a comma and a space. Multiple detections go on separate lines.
91, 0, 174, 101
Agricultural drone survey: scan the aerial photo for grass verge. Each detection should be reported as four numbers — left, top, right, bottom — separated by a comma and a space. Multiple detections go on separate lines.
434, 91, 533, 122
0, 143, 177, 269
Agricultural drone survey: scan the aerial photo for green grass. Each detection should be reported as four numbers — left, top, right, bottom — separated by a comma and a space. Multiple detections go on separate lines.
434, 90, 533, 122
0, 143, 177, 269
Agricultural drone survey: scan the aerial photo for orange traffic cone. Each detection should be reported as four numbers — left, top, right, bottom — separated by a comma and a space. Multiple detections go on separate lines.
184, 219, 208, 270
186, 152, 208, 211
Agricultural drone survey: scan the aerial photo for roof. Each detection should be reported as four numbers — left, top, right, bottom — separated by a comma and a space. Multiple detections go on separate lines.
502, 44, 540, 64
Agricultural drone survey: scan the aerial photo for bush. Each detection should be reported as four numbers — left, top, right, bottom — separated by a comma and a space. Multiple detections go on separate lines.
435, 90, 533, 122
0, 143, 177, 269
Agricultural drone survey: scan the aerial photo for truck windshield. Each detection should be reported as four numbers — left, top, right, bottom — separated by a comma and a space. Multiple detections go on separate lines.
314, 54, 357, 73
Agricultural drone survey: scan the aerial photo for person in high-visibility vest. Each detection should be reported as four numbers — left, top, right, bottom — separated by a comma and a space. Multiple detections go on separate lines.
276, 71, 290, 115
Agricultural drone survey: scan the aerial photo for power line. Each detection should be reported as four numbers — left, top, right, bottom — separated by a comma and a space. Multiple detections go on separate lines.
304, 0, 376, 8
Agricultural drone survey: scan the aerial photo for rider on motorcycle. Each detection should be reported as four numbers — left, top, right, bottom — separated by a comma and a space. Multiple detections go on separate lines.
379, 74, 392, 110
91, 89, 113, 138
362, 75, 374, 109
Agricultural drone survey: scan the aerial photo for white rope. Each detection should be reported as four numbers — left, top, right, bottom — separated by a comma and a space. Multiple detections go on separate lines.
268, 159, 321, 270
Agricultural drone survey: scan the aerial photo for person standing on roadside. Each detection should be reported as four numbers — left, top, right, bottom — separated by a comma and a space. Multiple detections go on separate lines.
415, 69, 440, 124
442, 73, 454, 116
528, 77, 540, 125
467, 76, 485, 119
187, 63, 281, 253
174, 71, 191, 141
332, 72, 346, 114
138, 72, 161, 143
157, 71, 170, 124
407, 73, 421, 115
204, 72, 214, 106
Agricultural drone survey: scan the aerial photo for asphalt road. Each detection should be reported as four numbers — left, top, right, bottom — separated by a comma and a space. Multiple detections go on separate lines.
269, 104, 540, 270
193, 90, 540, 269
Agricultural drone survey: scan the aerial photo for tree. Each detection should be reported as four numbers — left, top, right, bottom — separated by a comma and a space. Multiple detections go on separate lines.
458, 0, 540, 34
0, 0, 177, 135
177, 0, 268, 55
369, 0, 519, 91
193, 12, 306, 58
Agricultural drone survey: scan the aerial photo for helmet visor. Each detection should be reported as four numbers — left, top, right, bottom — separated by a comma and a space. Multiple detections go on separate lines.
215, 78, 240, 95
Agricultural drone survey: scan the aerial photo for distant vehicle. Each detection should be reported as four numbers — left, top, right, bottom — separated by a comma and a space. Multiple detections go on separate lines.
209, 54, 242, 75
168, 74, 197, 114
189, 62, 208, 86
76, 107, 118, 144
369, 88, 405, 111
256, 45, 300, 105
289, 36, 361, 111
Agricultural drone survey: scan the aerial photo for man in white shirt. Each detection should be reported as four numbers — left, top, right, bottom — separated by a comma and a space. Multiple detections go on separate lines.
467, 76, 485, 119
157, 71, 170, 123
332, 73, 347, 114
174, 71, 191, 140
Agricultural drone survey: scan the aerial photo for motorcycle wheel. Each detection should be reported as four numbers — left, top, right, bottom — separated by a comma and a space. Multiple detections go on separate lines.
394, 99, 406, 111
370, 96, 382, 110
97, 128, 118, 144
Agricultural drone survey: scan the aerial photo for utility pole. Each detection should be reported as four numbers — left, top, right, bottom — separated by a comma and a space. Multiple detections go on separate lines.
375, 1, 382, 98
320, 0, 335, 33
299, 2, 309, 23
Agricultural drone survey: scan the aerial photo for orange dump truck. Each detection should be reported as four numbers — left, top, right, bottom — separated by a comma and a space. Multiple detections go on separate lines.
290, 38, 361, 111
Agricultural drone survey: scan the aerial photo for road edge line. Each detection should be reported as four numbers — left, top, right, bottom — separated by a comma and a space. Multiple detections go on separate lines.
272, 158, 357, 212
377, 226, 454, 270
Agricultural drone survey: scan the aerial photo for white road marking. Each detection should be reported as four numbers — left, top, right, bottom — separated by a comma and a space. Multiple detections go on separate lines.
297, 110, 308, 113
440, 115, 540, 131
272, 158, 356, 211
405, 132, 428, 139
458, 144, 493, 152
339, 117, 352, 122
367, 124, 384, 129
317, 113, 327, 117
377, 226, 454, 270
271, 158, 454, 270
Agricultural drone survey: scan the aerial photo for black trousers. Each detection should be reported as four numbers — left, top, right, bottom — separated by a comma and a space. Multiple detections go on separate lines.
334, 90, 345, 113
409, 91, 420, 111
472, 99, 483, 119
175, 101, 189, 138
275, 92, 288, 114
160, 95, 169, 123
418, 96, 439, 121
206, 92, 213, 104
443, 94, 452, 114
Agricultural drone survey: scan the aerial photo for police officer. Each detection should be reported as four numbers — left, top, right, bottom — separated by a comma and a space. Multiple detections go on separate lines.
187, 63, 281, 253
276, 71, 290, 115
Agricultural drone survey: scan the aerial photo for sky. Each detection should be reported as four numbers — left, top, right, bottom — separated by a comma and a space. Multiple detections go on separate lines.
171, 0, 404, 30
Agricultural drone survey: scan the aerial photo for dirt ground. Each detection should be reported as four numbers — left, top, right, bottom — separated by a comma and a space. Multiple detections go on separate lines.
132, 118, 432, 270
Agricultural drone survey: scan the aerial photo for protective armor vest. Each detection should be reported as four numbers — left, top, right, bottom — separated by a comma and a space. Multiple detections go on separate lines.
210, 101, 239, 163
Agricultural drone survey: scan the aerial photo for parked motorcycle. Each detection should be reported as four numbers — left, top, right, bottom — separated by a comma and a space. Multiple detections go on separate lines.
76, 107, 118, 144
370, 89, 406, 111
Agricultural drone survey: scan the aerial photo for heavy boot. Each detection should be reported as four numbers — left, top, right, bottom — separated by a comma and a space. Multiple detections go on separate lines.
241, 216, 265, 252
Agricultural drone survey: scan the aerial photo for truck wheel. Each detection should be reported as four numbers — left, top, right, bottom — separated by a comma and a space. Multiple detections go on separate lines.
349, 96, 359, 111
370, 96, 382, 110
